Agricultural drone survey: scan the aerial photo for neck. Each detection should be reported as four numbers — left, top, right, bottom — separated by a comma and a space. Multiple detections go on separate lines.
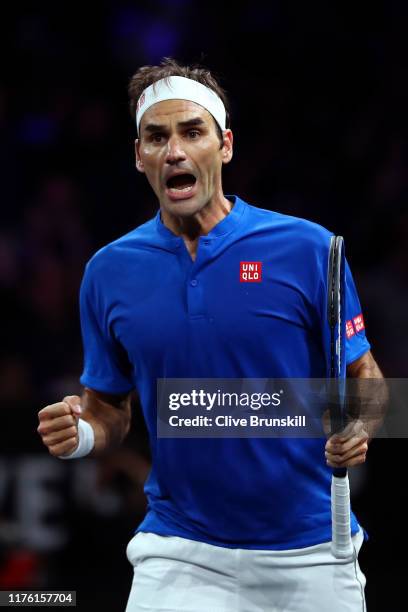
161, 192, 232, 260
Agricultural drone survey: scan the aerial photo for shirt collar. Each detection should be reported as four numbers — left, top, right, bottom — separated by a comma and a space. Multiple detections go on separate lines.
155, 195, 246, 242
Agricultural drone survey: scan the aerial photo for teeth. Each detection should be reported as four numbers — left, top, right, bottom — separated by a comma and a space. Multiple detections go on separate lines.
169, 185, 194, 193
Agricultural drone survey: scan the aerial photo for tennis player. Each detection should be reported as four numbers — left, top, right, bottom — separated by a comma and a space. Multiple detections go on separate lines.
37, 58, 384, 611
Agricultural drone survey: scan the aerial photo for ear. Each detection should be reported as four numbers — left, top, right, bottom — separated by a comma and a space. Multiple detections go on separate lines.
135, 139, 145, 173
221, 129, 233, 165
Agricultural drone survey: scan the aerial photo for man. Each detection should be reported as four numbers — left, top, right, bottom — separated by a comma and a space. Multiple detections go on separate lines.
38, 58, 383, 611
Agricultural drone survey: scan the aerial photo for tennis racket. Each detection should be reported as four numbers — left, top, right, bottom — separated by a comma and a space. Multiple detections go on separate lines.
327, 235, 354, 559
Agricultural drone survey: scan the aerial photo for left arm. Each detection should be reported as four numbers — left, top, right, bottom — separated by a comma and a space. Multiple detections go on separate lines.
325, 350, 385, 468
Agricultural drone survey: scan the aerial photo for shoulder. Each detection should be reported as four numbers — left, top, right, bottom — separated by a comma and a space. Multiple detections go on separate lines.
83, 216, 159, 281
241, 198, 333, 251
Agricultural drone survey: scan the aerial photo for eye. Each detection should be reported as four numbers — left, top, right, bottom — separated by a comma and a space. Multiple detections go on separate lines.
187, 129, 200, 139
150, 133, 165, 143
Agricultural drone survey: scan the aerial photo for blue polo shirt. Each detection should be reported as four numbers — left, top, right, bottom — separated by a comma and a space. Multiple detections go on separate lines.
79, 195, 370, 549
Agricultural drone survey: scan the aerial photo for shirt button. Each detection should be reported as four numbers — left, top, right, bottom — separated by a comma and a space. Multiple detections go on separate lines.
190, 279, 198, 286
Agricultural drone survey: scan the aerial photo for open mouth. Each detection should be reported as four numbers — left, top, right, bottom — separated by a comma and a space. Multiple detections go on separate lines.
166, 173, 197, 193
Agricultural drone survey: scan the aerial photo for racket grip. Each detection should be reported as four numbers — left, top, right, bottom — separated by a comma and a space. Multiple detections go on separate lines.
331, 474, 354, 559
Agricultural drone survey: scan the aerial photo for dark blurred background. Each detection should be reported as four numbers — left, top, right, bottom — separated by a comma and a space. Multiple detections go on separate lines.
0, 2, 407, 611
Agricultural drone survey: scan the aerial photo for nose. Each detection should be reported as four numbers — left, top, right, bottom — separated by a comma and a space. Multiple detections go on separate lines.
165, 135, 187, 165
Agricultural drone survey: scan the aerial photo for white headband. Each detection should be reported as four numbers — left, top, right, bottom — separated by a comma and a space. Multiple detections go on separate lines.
136, 75, 226, 134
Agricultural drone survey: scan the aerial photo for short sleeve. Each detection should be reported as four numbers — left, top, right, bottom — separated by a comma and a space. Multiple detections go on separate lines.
344, 260, 371, 365
79, 262, 134, 394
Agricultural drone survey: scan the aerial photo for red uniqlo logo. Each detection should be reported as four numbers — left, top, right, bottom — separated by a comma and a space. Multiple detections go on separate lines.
346, 320, 355, 339
240, 261, 262, 282
353, 313, 365, 333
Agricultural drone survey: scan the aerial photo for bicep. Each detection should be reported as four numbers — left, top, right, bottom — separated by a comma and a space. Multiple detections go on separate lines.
80, 265, 134, 395
347, 350, 383, 379
344, 259, 372, 366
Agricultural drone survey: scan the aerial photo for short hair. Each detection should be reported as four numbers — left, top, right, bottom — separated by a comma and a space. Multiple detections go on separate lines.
128, 57, 230, 142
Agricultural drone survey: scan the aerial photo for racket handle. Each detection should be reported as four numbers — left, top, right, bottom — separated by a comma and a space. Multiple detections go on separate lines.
331, 474, 354, 559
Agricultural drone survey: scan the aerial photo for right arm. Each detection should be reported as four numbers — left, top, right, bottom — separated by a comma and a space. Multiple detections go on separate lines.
37, 388, 132, 458
40, 254, 134, 458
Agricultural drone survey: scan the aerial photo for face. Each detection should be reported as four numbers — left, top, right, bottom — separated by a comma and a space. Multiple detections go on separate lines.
135, 99, 233, 219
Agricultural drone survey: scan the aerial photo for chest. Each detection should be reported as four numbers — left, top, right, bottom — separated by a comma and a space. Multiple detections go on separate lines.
105, 244, 319, 367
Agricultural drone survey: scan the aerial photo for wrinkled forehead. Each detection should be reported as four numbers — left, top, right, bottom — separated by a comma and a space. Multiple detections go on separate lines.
139, 99, 216, 134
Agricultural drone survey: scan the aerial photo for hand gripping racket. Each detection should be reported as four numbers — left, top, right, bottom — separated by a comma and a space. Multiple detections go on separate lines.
327, 235, 354, 559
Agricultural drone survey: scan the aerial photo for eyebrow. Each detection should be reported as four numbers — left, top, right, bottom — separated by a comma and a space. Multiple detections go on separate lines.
177, 117, 206, 128
143, 117, 206, 133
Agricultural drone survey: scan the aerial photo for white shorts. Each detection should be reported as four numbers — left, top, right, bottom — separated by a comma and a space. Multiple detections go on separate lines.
125, 530, 366, 612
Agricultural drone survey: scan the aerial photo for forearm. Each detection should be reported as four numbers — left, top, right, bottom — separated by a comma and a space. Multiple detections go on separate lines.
80, 388, 132, 455
346, 351, 388, 441
326, 351, 387, 467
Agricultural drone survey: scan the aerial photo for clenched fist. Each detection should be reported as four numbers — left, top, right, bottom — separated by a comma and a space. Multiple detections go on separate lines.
37, 395, 82, 457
